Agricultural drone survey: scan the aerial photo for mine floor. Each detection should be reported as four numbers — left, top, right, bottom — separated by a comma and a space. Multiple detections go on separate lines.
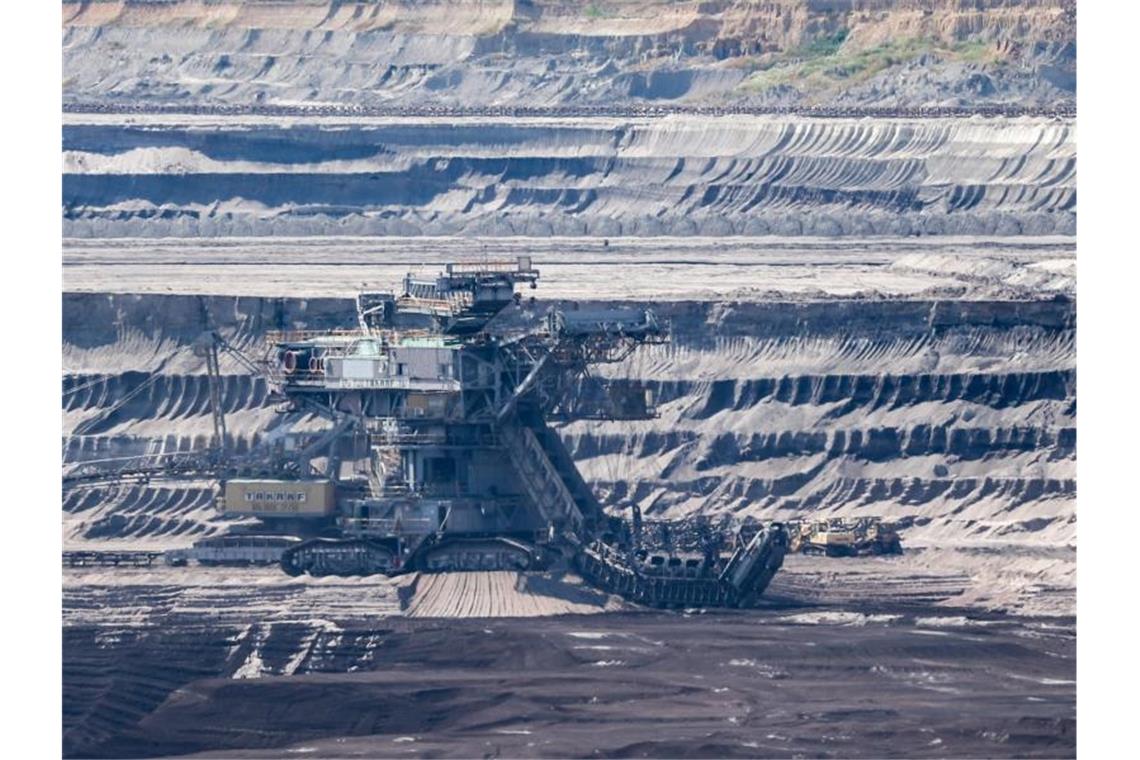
63, 551, 1075, 758
64, 598, 1074, 759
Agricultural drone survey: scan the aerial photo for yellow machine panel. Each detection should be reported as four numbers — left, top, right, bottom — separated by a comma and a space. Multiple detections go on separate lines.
221, 479, 336, 518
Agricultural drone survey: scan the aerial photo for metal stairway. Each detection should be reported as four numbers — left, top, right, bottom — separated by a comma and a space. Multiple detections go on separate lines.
530, 423, 602, 525
500, 420, 585, 537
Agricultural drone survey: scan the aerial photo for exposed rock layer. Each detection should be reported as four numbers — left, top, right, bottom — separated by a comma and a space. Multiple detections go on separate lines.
62, 1, 1075, 108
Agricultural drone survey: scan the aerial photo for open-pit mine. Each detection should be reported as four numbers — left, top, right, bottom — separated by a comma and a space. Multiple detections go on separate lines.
62, 2, 1075, 758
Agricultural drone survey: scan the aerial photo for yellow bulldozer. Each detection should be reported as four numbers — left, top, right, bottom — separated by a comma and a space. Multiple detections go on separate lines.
788, 516, 902, 557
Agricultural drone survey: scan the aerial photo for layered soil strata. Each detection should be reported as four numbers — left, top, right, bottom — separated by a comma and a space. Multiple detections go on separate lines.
62, 115, 1076, 238
62, 1, 1075, 108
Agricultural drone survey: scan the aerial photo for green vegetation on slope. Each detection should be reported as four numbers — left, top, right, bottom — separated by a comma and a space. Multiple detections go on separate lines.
739, 34, 1000, 98
585, 2, 610, 19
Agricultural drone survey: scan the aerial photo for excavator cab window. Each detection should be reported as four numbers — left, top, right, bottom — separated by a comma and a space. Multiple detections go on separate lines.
352, 339, 381, 357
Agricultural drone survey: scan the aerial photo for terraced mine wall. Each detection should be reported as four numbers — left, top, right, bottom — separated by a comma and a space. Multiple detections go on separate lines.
62, 0, 1075, 109
62, 115, 1075, 237
63, 291, 1075, 549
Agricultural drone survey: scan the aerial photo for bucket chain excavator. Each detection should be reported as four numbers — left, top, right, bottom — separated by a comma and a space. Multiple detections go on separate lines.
84, 258, 790, 608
